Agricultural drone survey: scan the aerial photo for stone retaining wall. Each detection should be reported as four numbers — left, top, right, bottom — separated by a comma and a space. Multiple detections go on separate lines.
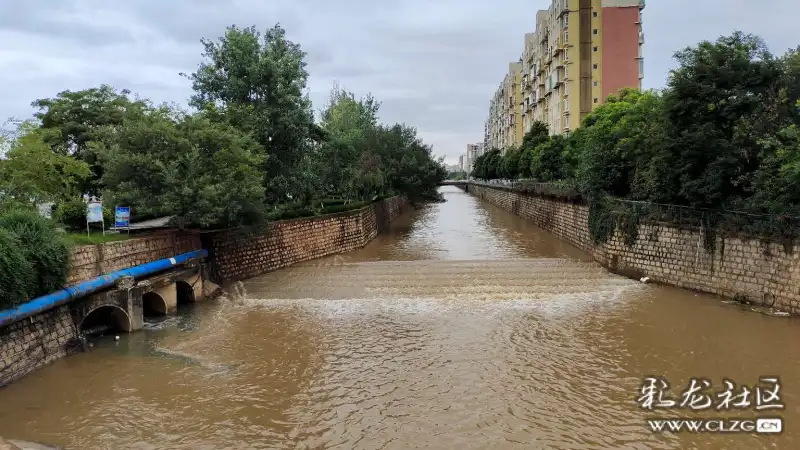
68, 232, 202, 284
207, 196, 407, 282
0, 305, 74, 387
467, 184, 800, 314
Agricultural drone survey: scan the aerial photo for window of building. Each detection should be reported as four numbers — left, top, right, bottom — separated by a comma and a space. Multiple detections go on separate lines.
593, 64, 598, 70
593, 29, 598, 35
593, 46, 598, 52
593, 81, 598, 87
593, 98, 598, 104
593, 11, 598, 17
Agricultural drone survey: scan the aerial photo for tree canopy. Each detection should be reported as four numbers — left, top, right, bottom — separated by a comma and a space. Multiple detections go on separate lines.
0, 121, 90, 209
1, 23, 446, 230
185, 24, 317, 204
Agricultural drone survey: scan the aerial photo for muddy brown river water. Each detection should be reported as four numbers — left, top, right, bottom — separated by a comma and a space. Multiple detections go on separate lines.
0, 186, 798, 449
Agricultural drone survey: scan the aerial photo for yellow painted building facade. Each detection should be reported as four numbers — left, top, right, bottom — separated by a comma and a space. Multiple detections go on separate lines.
486, 62, 524, 152
486, 0, 644, 146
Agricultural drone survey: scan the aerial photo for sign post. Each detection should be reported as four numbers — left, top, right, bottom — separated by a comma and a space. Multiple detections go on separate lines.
86, 198, 104, 238
115, 206, 131, 236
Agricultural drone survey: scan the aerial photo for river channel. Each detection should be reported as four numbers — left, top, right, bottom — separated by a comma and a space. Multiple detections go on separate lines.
0, 186, 798, 449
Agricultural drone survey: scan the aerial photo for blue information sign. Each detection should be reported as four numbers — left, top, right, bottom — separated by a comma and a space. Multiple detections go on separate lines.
115, 206, 131, 228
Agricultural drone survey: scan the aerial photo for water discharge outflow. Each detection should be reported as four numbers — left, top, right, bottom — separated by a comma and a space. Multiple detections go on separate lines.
0, 186, 797, 450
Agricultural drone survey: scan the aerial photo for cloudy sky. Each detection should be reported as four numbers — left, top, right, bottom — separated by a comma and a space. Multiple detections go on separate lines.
0, 1, 797, 165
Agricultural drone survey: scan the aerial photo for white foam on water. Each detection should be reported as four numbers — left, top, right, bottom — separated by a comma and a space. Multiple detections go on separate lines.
234, 282, 641, 322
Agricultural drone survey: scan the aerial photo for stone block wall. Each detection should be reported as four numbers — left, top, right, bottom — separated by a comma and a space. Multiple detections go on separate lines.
208, 196, 407, 282
468, 184, 800, 314
2, 232, 204, 387
67, 231, 202, 284
0, 305, 76, 387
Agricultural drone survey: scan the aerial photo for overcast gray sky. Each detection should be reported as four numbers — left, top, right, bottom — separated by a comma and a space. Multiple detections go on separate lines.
0, 1, 796, 165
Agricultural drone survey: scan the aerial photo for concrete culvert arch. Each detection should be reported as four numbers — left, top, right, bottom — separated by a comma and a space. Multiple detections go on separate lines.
80, 305, 132, 335
142, 292, 168, 317
176, 280, 195, 306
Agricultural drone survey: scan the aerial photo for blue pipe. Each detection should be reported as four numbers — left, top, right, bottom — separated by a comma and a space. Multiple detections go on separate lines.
0, 249, 208, 328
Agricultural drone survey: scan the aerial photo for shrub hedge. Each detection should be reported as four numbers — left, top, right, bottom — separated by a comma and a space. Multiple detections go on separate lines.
0, 209, 72, 309
0, 228, 36, 309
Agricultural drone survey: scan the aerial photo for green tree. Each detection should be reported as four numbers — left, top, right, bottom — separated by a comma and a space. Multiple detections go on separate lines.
0, 120, 90, 207
32, 85, 149, 194
658, 32, 788, 208
501, 147, 521, 179
580, 89, 666, 200
317, 83, 381, 198
518, 122, 549, 179
367, 124, 446, 202
530, 134, 567, 182
96, 106, 267, 229
186, 24, 316, 204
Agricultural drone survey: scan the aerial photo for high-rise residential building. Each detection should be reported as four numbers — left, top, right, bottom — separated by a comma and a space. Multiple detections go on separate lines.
466, 143, 484, 173
458, 154, 468, 174
485, 62, 524, 152
492, 0, 645, 140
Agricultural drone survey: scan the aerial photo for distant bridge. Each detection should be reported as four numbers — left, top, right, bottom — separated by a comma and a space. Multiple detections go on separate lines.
439, 180, 468, 187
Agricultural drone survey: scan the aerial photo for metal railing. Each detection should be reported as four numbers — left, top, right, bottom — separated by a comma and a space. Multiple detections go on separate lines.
608, 199, 800, 241
467, 179, 800, 242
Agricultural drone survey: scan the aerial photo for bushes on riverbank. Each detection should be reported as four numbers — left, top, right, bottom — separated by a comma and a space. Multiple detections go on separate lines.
0, 209, 71, 309
473, 32, 800, 246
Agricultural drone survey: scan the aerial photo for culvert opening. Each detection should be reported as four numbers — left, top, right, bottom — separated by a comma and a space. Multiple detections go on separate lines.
80, 305, 131, 337
143, 292, 167, 318
176, 280, 195, 307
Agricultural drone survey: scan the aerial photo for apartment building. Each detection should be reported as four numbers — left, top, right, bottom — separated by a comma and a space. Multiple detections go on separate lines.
489, 0, 645, 142
485, 62, 524, 152
457, 155, 468, 174
466, 143, 484, 172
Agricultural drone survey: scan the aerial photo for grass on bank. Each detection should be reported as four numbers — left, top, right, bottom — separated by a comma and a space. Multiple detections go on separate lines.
64, 232, 130, 246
